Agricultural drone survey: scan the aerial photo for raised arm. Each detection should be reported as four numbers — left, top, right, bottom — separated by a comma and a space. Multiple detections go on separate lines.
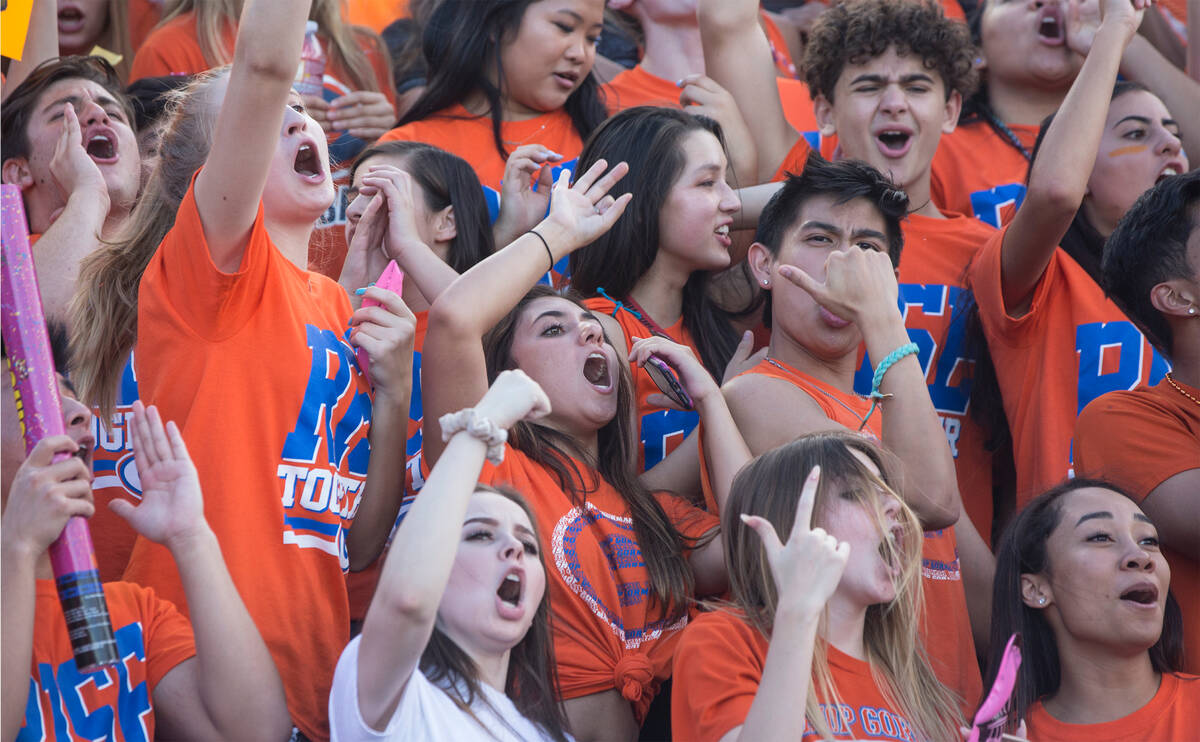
193, 0, 312, 272
422, 162, 632, 467
353, 371, 550, 731
1000, 0, 1146, 314
112, 403, 292, 741
698, 0, 798, 183
1, 0, 58, 100
727, 467, 849, 742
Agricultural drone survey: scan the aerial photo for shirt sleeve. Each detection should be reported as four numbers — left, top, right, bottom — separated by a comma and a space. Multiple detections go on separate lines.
967, 225, 1061, 347
655, 492, 720, 551
149, 169, 276, 341
132, 585, 198, 692
671, 613, 766, 742
1075, 389, 1200, 498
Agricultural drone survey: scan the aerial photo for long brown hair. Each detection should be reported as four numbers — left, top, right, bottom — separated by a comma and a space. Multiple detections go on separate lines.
724, 433, 963, 742
156, 0, 390, 94
482, 285, 699, 619
69, 70, 226, 417
421, 484, 570, 741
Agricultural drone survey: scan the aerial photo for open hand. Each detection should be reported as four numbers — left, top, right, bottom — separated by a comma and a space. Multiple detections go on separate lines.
741, 465, 849, 618
340, 192, 389, 305
50, 103, 108, 207
543, 159, 633, 250
110, 402, 208, 550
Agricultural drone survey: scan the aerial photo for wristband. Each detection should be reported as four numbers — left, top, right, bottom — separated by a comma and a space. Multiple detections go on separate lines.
527, 229, 554, 275
859, 341, 919, 431
439, 408, 507, 465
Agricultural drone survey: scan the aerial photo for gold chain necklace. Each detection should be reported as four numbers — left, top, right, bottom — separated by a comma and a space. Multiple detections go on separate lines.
1164, 372, 1200, 407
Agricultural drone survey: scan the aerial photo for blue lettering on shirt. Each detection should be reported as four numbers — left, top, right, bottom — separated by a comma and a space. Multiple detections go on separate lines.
19, 623, 154, 742
640, 408, 699, 471
1075, 321, 1169, 414
969, 184, 1026, 228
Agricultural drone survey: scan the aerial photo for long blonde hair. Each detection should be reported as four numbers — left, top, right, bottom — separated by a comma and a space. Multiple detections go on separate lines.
724, 433, 963, 742
70, 70, 227, 418
156, 0, 390, 94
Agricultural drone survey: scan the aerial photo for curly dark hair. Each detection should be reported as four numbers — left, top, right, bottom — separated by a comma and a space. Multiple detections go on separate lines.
803, 0, 978, 103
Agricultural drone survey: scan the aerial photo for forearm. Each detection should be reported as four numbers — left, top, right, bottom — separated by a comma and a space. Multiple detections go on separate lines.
862, 316, 959, 529
1, 0, 58, 100
34, 189, 109, 328
734, 183, 784, 230
395, 241, 460, 308
1121, 35, 1200, 159
356, 431, 491, 726
1002, 23, 1130, 315
696, 394, 752, 517
167, 527, 291, 740
430, 221, 573, 340
347, 386, 411, 570
698, 0, 796, 182
1, 547, 37, 742
736, 608, 819, 741
954, 509, 995, 658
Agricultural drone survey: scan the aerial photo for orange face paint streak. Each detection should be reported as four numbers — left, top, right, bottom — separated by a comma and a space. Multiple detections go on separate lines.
1108, 144, 1148, 158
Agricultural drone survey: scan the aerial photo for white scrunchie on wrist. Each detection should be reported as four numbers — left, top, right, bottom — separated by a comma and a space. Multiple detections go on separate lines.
439, 408, 507, 465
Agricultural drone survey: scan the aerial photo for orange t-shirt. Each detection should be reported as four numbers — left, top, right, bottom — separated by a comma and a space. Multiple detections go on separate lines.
18, 579, 195, 741
851, 213, 998, 541
602, 64, 821, 144
672, 609, 927, 742
343, 0, 410, 32
473, 445, 718, 721
128, 0, 163, 51
129, 172, 372, 741
345, 310, 430, 622
129, 11, 396, 280
379, 105, 584, 227
967, 228, 1170, 508
760, 11, 798, 79
771, 134, 840, 184
1026, 673, 1200, 742
1075, 380, 1200, 674
584, 296, 701, 473
931, 120, 1037, 226
88, 351, 142, 582
738, 356, 982, 712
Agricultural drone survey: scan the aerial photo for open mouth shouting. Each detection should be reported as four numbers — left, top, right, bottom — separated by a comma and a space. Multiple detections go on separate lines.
1037, 4, 1066, 46
583, 351, 614, 392
496, 568, 526, 619
878, 524, 904, 577
83, 126, 119, 164
1157, 161, 1185, 184
57, 4, 86, 34
293, 140, 325, 182
874, 127, 914, 158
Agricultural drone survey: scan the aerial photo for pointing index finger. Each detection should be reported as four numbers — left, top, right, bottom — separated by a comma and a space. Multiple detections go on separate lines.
792, 465, 821, 539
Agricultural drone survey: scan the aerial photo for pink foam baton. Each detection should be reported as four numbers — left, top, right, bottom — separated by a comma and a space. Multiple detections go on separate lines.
1, 184, 118, 672
356, 260, 405, 385
968, 633, 1023, 742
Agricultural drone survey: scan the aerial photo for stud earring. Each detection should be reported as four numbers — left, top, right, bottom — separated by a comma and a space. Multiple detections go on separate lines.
761, 279, 769, 287
1189, 306, 1197, 315
1038, 597, 1046, 605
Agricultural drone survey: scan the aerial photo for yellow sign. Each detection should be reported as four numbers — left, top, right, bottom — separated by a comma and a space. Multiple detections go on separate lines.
1, 0, 36, 61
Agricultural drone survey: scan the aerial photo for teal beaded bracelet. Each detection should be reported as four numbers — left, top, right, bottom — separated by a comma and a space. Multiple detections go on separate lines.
859, 341, 920, 431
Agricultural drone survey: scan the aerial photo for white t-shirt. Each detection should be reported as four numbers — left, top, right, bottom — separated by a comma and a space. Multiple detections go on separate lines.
329, 635, 562, 741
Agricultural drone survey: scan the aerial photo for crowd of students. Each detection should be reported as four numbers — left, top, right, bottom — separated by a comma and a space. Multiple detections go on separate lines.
0, 0, 1197, 740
